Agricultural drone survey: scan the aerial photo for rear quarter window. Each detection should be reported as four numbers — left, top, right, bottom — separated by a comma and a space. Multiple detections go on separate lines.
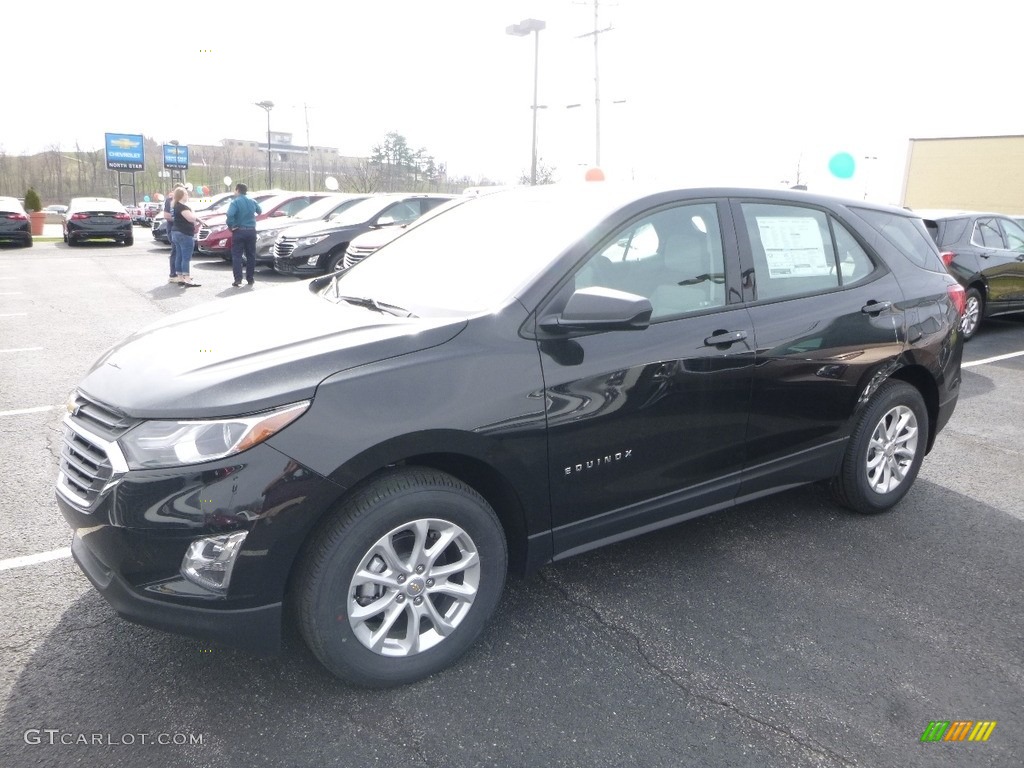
854, 208, 947, 273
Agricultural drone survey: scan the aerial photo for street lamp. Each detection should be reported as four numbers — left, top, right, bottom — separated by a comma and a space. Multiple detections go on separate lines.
506, 18, 546, 186
255, 100, 274, 187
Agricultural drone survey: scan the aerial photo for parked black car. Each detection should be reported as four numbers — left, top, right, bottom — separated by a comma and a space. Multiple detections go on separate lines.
0, 196, 32, 247
63, 197, 133, 246
921, 210, 1024, 339
56, 185, 964, 687
272, 193, 455, 276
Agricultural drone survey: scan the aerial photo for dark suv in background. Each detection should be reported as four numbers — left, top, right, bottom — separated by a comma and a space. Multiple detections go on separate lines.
272, 193, 454, 276
56, 185, 964, 688
922, 210, 1024, 339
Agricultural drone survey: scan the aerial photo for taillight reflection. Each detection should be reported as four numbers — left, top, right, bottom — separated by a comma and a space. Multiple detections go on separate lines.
947, 283, 966, 317
940, 251, 956, 267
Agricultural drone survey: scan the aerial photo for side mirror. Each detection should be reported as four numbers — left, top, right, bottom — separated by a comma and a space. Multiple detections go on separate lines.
540, 287, 652, 332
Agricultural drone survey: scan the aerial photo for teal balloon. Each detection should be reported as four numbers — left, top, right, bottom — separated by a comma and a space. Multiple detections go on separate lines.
143, 195, 150, 202
828, 152, 856, 179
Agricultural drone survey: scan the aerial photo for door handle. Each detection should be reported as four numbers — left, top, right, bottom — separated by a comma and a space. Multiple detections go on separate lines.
861, 300, 892, 315
704, 330, 748, 347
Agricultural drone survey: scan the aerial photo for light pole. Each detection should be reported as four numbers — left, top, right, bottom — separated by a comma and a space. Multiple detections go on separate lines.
255, 100, 274, 188
506, 18, 546, 185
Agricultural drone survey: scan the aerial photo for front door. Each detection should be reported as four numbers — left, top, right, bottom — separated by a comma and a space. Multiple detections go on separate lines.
537, 200, 755, 558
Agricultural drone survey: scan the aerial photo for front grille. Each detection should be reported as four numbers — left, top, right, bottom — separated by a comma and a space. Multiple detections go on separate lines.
197, 226, 211, 241
59, 426, 114, 506
343, 245, 377, 270
71, 392, 137, 441
58, 393, 138, 510
275, 238, 297, 258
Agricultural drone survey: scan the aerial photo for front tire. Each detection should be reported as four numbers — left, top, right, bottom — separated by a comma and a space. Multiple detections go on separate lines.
295, 467, 507, 687
961, 287, 983, 341
324, 245, 349, 273
831, 380, 928, 514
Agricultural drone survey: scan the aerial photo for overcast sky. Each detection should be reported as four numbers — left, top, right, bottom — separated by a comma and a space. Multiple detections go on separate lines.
2, 0, 1020, 203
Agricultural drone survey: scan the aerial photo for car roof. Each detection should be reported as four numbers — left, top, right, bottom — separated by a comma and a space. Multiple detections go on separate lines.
914, 208, 1016, 221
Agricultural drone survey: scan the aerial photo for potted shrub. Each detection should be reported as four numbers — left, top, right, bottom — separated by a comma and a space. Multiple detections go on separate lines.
24, 188, 46, 236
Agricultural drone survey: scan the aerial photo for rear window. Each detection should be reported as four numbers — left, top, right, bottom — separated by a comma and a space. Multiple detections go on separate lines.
854, 209, 947, 273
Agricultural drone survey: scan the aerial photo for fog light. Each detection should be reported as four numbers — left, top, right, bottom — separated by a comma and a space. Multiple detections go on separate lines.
181, 531, 248, 593
306, 255, 321, 266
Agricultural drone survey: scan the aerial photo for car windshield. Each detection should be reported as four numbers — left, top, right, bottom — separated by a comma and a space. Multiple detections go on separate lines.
292, 195, 360, 221
321, 187, 627, 315
326, 196, 405, 227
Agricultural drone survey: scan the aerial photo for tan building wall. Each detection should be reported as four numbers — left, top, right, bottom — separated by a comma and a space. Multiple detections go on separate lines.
901, 135, 1024, 214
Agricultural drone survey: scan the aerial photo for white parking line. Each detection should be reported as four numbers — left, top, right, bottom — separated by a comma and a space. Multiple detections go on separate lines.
962, 350, 1024, 368
0, 347, 43, 353
0, 312, 28, 317
0, 548, 72, 572
0, 405, 59, 417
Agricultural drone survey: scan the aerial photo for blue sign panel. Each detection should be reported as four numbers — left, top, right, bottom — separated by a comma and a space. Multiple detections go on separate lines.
105, 132, 145, 171
163, 144, 190, 170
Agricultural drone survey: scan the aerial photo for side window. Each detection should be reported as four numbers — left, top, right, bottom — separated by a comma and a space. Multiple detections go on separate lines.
999, 217, 1024, 252
573, 203, 726, 321
378, 202, 419, 225
281, 198, 312, 216
833, 219, 876, 286
975, 218, 1005, 248
741, 203, 839, 300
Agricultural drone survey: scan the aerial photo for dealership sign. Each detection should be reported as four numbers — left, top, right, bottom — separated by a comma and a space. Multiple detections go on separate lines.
104, 133, 145, 171
163, 144, 189, 170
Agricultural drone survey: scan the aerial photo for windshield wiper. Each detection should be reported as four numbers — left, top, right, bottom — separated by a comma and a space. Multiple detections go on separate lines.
334, 294, 416, 318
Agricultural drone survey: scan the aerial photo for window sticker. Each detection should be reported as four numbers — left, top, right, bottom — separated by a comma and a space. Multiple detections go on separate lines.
756, 216, 832, 278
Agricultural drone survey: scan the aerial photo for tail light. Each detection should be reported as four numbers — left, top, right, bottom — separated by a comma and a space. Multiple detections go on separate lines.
114, 213, 131, 220
5, 213, 28, 221
947, 283, 966, 317
940, 251, 956, 267
70, 212, 89, 220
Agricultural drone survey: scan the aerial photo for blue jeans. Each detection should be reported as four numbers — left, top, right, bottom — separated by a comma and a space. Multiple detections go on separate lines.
171, 230, 195, 276
231, 227, 257, 283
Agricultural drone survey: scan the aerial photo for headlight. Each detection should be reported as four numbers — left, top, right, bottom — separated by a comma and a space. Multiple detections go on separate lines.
208, 224, 228, 234
257, 229, 279, 242
296, 235, 328, 247
118, 401, 309, 469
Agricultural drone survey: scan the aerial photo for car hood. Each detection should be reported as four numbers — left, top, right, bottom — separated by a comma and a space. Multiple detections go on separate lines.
197, 212, 227, 226
78, 282, 467, 419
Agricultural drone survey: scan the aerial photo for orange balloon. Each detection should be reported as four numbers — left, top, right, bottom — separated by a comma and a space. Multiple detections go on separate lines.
584, 167, 605, 182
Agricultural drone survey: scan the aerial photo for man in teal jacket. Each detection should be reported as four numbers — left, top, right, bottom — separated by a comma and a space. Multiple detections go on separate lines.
227, 183, 263, 287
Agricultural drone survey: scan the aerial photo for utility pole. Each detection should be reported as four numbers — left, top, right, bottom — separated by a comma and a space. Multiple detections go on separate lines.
576, 0, 613, 167
305, 103, 314, 190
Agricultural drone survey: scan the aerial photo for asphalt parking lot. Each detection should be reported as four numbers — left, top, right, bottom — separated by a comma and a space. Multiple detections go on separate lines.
1, 233, 1022, 768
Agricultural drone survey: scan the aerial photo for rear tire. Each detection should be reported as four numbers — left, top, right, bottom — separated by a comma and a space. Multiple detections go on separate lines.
124, 234, 134, 246
961, 287, 983, 341
295, 467, 507, 687
831, 380, 928, 514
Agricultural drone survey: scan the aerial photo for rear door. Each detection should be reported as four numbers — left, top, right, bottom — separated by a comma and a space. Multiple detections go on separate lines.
732, 199, 907, 498
987, 217, 1024, 310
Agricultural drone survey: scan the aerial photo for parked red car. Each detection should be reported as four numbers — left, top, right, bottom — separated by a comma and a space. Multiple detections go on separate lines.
195, 192, 329, 256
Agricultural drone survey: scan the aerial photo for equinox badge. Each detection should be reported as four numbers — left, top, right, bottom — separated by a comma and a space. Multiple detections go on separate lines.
564, 449, 633, 476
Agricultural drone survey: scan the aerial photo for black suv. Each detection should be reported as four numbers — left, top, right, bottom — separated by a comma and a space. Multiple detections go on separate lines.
272, 193, 454, 276
56, 186, 964, 687
921, 210, 1024, 339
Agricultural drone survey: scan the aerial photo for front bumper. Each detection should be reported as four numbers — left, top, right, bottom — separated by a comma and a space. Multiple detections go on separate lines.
272, 252, 325, 276
56, 438, 344, 653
